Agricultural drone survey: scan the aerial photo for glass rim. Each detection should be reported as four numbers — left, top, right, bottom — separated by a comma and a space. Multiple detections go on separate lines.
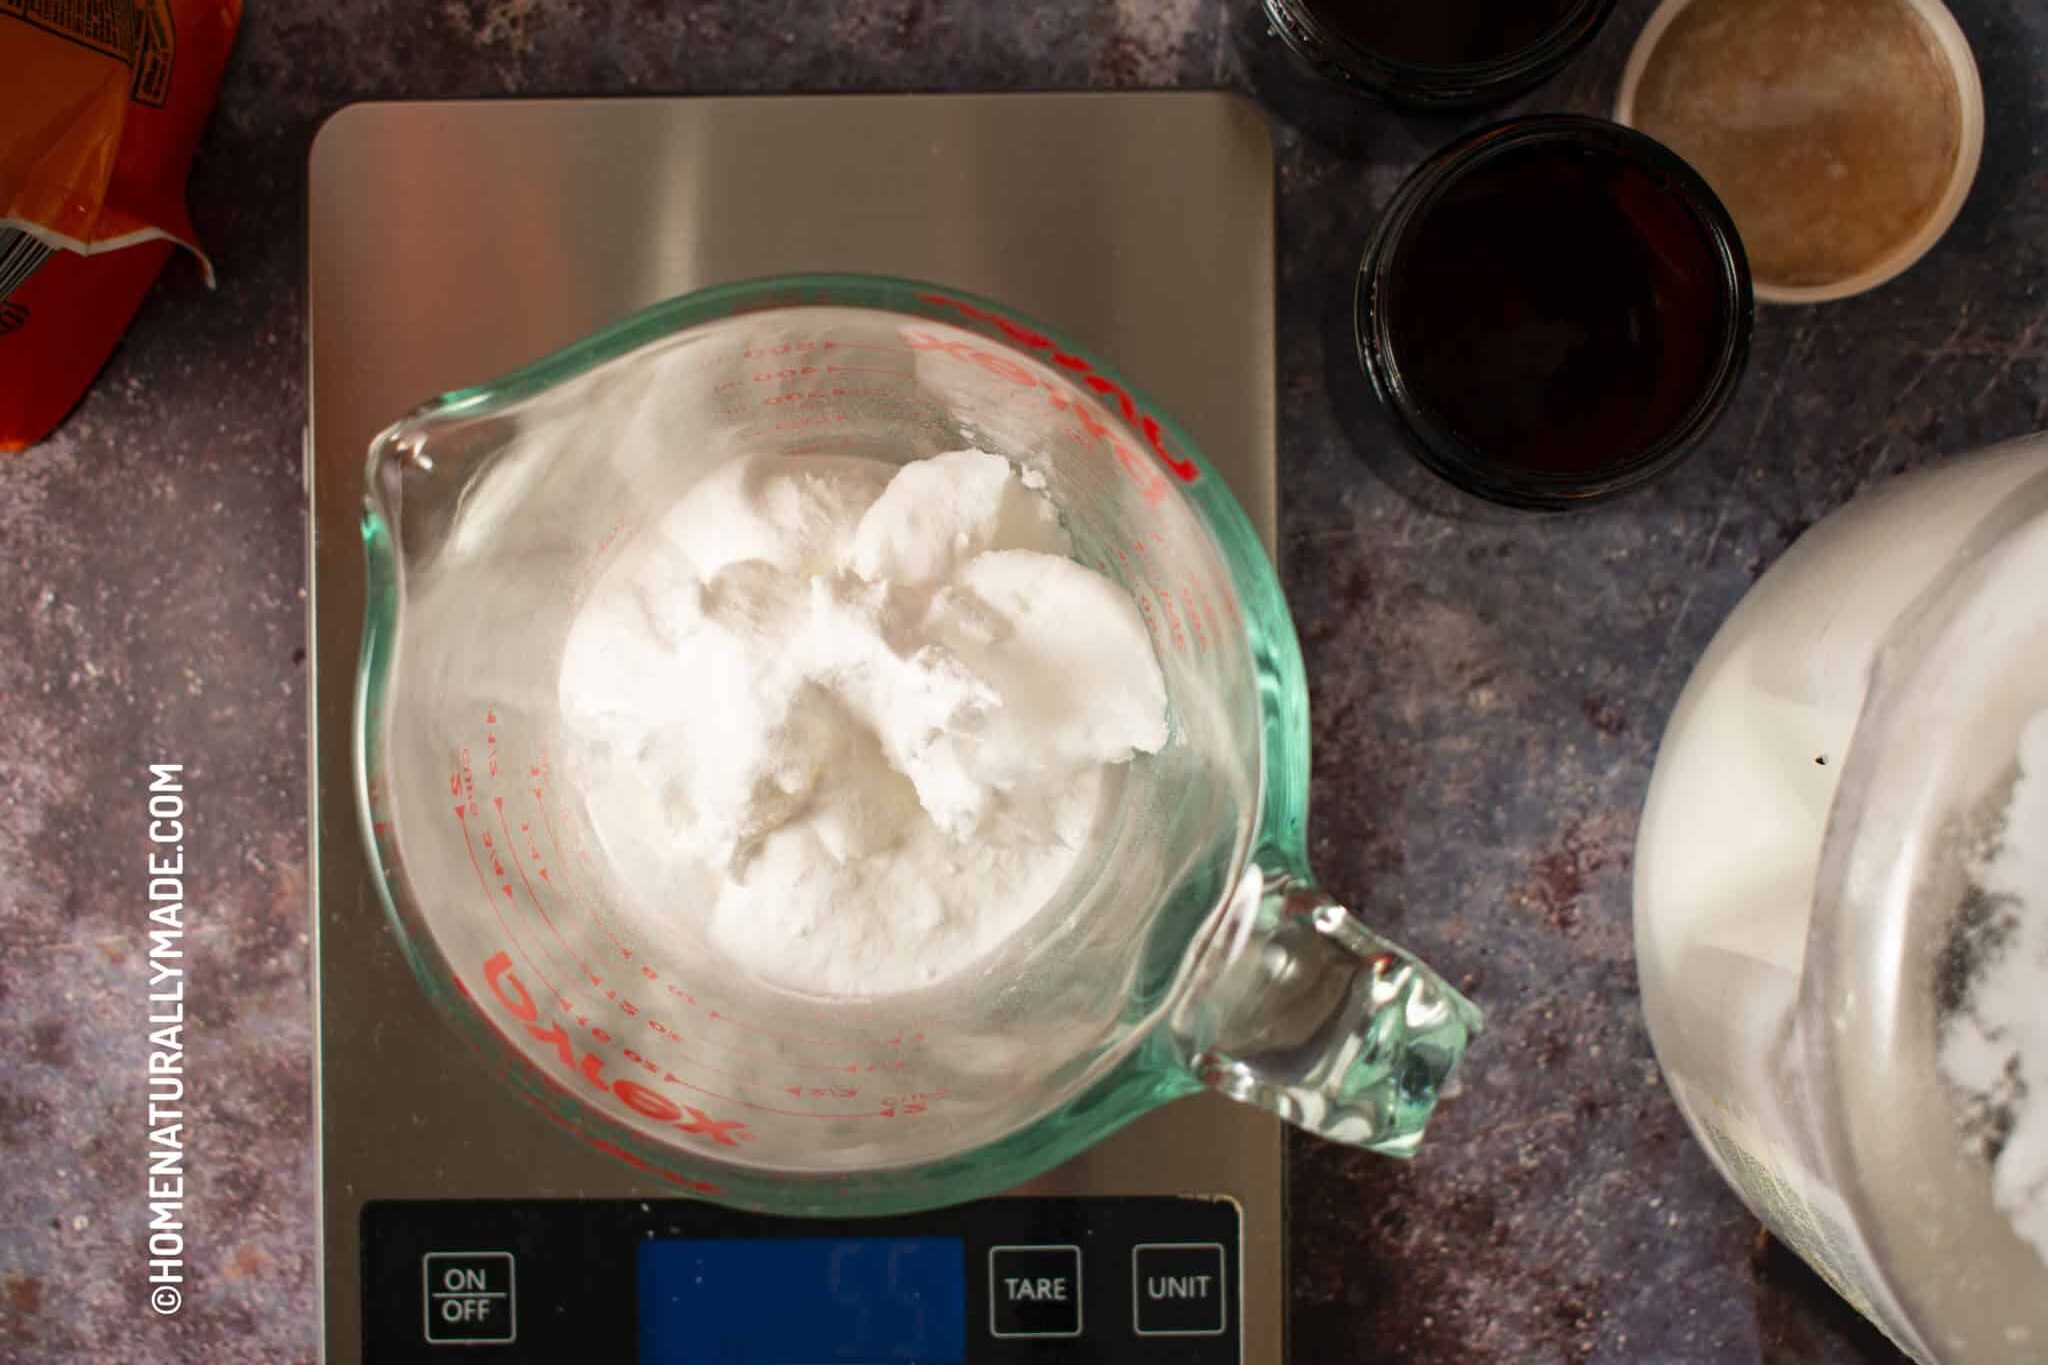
1263, 0, 1617, 91
352, 271, 1313, 1214
1802, 457, 2048, 1350
1354, 114, 1755, 510
362, 266, 1306, 895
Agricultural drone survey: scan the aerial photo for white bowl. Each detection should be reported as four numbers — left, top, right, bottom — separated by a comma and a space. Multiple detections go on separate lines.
1614, 0, 1984, 305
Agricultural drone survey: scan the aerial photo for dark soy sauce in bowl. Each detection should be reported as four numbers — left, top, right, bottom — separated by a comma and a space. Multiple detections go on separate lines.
1356, 116, 1753, 509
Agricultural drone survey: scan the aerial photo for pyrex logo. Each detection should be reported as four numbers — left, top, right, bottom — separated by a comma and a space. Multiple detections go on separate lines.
481, 951, 748, 1151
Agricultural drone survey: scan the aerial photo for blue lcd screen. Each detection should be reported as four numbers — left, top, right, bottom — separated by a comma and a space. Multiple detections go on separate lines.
638, 1238, 967, 1364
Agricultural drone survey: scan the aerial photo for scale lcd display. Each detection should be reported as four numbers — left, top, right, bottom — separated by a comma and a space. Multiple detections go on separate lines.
638, 1237, 967, 1364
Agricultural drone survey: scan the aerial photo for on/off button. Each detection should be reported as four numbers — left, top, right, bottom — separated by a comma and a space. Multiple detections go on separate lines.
422, 1251, 516, 1345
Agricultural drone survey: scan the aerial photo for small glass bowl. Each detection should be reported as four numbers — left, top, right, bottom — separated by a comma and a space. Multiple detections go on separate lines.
1354, 115, 1754, 510
1259, 0, 1618, 110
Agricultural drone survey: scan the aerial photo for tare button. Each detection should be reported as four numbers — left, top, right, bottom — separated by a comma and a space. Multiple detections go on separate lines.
422, 1250, 516, 1345
1133, 1243, 1226, 1337
988, 1244, 1082, 1339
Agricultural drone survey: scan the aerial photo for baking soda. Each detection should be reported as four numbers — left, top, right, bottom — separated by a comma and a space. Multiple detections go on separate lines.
1941, 709, 2048, 1264
556, 448, 1168, 998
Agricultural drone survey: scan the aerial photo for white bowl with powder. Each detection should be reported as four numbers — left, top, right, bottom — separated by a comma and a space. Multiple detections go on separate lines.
1615, 0, 1983, 303
1636, 431, 2048, 1362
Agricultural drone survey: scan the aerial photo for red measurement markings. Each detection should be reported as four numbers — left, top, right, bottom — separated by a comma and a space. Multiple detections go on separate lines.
529, 786, 639, 960
666, 1071, 918, 1124
1182, 584, 1212, 653
646, 1009, 913, 1077
638, 1016, 882, 1088
525, 788, 921, 1078
456, 799, 574, 1020
1135, 593, 1159, 648
616, 1031, 863, 1108
484, 951, 755, 1142
1119, 531, 1226, 658
519, 791, 808, 1086
1041, 369, 1112, 439
749, 363, 905, 383
494, 796, 604, 991
523, 778, 690, 1036
899, 324, 1171, 507
878, 1089, 950, 1118
1214, 569, 1244, 626
477, 727, 620, 1013
522, 1098, 723, 1194
524, 788, 684, 1014
511, 784, 789, 1086
483, 952, 916, 1124
451, 749, 478, 815
511, 745, 928, 1084
700, 1005, 918, 1057
742, 340, 902, 359
1155, 592, 1188, 651
769, 413, 853, 433
569, 516, 636, 609
365, 766, 395, 839
528, 789, 912, 1054
1207, 579, 1230, 636
760, 385, 905, 408
452, 742, 583, 1024
913, 292, 1202, 487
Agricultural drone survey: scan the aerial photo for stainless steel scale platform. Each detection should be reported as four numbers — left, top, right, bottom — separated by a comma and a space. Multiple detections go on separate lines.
309, 92, 1281, 1363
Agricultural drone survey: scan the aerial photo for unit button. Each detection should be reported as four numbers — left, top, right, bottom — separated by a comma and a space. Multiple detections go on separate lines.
1133, 1243, 1226, 1337
988, 1244, 1082, 1338
422, 1251, 516, 1344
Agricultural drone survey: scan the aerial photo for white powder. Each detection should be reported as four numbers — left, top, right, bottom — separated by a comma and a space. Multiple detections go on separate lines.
557, 448, 1168, 998
1941, 709, 2048, 1263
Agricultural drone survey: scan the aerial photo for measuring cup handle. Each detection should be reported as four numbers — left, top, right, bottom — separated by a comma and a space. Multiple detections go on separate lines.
1168, 862, 1481, 1156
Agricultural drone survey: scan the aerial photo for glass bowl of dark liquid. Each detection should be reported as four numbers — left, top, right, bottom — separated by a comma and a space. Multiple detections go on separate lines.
1355, 116, 1753, 510
1262, 0, 1616, 108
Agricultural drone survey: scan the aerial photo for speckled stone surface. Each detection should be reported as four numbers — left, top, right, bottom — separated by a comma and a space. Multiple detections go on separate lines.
1, 1, 2043, 1361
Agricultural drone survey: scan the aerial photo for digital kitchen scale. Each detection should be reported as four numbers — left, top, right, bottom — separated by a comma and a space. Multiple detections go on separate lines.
309, 93, 1281, 1363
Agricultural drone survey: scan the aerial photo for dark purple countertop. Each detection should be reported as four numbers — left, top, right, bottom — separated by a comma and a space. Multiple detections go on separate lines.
3, 1, 2044, 1361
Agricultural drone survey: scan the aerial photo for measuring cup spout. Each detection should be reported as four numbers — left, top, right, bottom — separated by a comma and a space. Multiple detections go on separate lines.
1168, 860, 1482, 1155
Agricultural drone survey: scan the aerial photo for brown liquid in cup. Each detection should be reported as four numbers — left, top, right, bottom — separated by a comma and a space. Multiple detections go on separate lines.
1382, 140, 1732, 476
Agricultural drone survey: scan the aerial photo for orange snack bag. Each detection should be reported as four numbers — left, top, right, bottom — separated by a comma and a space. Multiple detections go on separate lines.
1, 0, 242, 452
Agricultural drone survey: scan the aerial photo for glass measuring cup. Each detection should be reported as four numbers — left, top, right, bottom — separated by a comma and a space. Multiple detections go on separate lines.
357, 273, 1480, 1216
